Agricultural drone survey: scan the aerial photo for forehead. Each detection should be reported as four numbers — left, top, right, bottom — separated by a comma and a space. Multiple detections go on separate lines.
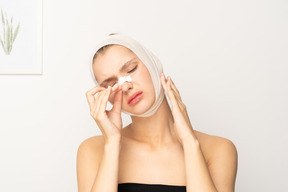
92, 44, 137, 81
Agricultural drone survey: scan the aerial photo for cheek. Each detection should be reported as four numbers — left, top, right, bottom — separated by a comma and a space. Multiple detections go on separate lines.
141, 67, 154, 90
132, 64, 152, 84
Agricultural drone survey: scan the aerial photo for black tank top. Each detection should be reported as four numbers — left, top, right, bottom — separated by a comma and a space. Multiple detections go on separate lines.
118, 182, 186, 192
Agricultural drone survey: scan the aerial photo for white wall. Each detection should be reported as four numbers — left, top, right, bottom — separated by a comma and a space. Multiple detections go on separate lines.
0, 0, 287, 191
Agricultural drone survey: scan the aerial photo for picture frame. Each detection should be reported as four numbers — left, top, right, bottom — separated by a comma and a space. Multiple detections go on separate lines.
0, 0, 43, 74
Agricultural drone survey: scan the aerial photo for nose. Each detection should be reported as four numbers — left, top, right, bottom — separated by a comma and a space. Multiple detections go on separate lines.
120, 81, 133, 92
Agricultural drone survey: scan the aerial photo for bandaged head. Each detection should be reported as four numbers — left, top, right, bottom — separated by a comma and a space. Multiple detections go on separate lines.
89, 33, 165, 117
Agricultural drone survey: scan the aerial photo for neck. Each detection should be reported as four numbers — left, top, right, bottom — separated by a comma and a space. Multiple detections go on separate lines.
126, 96, 178, 150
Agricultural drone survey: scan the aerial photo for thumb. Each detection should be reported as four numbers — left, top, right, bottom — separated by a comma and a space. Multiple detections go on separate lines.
111, 89, 122, 114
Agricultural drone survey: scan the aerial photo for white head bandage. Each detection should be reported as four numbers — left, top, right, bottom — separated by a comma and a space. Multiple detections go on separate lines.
118, 76, 132, 86
89, 33, 165, 117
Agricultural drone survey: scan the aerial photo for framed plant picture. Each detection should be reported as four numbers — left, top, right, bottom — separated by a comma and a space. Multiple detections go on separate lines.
0, 0, 43, 74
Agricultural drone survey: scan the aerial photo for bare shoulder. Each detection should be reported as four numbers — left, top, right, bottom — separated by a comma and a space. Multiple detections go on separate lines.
77, 135, 105, 159
77, 135, 105, 192
193, 130, 238, 191
78, 135, 105, 149
193, 130, 238, 165
194, 129, 236, 148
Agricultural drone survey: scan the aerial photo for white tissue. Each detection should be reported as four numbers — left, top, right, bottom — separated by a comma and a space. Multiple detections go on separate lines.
118, 76, 132, 85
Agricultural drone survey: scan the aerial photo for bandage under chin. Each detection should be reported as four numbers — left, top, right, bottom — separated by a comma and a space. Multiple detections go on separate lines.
89, 33, 165, 117
118, 76, 132, 86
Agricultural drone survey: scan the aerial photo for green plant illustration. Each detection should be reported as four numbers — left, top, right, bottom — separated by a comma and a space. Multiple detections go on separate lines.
0, 8, 20, 55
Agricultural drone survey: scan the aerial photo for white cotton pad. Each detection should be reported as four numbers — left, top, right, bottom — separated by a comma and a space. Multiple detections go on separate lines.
118, 76, 132, 86
90, 33, 165, 117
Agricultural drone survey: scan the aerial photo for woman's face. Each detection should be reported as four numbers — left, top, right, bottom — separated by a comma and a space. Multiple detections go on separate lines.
93, 44, 155, 115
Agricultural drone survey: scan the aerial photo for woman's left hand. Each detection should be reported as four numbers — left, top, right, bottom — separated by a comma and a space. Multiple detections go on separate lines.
160, 73, 198, 145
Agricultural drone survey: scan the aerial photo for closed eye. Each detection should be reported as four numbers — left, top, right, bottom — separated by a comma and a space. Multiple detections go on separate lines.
128, 66, 137, 73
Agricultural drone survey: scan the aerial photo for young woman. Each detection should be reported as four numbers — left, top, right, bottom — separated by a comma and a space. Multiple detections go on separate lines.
77, 33, 238, 192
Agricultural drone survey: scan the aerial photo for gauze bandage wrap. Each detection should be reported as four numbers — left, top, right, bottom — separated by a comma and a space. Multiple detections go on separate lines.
118, 76, 132, 86
89, 33, 165, 117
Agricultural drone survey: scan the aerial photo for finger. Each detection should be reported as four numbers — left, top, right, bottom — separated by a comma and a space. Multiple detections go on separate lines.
86, 86, 105, 110
94, 88, 109, 115
168, 76, 180, 95
160, 73, 168, 92
168, 77, 187, 112
168, 78, 184, 108
91, 88, 108, 115
108, 83, 121, 103
167, 78, 179, 107
87, 86, 106, 96
167, 76, 182, 102
98, 86, 112, 115
90, 90, 106, 114
111, 88, 122, 114
111, 83, 119, 92
161, 73, 174, 100
161, 73, 179, 110
110, 83, 121, 98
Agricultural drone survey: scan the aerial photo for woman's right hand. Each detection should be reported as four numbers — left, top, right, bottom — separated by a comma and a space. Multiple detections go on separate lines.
85, 83, 123, 143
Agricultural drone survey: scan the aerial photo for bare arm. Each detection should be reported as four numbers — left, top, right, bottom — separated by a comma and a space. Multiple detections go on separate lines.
207, 138, 238, 192
78, 84, 123, 192
77, 137, 121, 192
159, 73, 238, 191
183, 137, 238, 192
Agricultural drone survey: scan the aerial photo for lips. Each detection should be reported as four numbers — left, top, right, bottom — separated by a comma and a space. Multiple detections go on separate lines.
128, 91, 143, 105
